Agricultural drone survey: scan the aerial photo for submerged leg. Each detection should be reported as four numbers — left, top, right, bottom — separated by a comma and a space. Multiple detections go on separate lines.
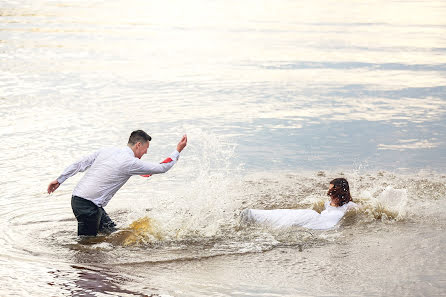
240, 209, 254, 223
71, 196, 101, 236
240, 208, 321, 228
98, 208, 117, 234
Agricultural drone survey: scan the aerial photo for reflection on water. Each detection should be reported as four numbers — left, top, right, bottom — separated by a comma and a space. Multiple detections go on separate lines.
49, 265, 149, 297
1, 0, 446, 296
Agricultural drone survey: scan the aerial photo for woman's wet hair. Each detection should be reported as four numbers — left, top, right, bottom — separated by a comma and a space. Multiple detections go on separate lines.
327, 178, 352, 206
128, 130, 152, 146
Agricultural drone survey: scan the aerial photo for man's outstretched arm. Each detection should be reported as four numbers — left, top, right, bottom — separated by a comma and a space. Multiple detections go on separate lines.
47, 150, 100, 194
129, 134, 188, 176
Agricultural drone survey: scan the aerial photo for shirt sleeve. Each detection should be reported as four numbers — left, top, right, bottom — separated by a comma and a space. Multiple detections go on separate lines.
324, 201, 330, 209
128, 150, 180, 176
57, 150, 101, 184
346, 201, 359, 210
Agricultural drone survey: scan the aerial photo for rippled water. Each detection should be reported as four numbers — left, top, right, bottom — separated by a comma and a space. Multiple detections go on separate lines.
1, 0, 446, 296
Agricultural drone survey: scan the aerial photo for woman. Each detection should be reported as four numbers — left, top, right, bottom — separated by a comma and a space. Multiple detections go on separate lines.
241, 178, 358, 230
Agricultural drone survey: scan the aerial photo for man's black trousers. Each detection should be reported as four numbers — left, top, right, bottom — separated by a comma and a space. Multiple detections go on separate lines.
71, 195, 117, 236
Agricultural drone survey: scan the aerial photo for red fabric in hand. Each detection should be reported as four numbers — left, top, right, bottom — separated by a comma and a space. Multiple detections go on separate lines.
140, 157, 173, 177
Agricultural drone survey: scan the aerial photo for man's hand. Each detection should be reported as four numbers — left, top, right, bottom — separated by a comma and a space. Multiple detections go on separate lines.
47, 180, 60, 194
177, 134, 188, 153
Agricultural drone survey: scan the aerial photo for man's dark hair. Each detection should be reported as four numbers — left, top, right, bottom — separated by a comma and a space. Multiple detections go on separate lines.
128, 130, 152, 145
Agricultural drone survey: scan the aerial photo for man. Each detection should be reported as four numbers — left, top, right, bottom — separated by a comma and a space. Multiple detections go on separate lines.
47, 130, 187, 236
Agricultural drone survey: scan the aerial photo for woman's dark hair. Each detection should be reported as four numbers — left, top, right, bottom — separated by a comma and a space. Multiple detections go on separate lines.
327, 178, 352, 206
128, 130, 152, 145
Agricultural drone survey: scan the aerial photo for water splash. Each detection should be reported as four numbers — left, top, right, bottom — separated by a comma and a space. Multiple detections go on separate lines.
142, 129, 245, 240
120, 216, 163, 246
355, 186, 408, 222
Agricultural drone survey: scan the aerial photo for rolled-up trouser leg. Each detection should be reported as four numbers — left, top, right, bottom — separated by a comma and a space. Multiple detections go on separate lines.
71, 196, 102, 236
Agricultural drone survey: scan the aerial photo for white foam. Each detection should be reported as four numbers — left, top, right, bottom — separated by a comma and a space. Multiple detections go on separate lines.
357, 186, 408, 220
376, 186, 408, 219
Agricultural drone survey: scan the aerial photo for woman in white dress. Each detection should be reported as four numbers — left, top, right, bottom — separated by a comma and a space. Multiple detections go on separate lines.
241, 178, 358, 230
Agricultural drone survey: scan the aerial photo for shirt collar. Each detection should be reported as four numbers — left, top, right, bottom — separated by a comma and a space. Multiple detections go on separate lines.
125, 146, 136, 157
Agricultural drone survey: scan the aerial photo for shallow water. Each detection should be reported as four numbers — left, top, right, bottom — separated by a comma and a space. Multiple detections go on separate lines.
1, 0, 446, 296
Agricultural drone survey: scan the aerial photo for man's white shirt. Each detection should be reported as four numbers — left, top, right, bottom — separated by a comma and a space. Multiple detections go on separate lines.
57, 146, 180, 207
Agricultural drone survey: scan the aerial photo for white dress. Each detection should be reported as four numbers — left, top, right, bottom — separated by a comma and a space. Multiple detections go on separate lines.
241, 201, 358, 230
